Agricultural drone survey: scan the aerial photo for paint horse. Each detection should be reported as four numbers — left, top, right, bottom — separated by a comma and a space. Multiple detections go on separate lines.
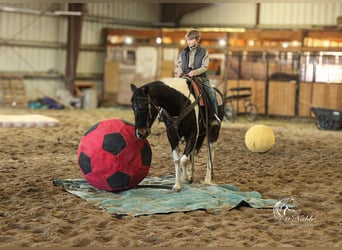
130, 77, 224, 191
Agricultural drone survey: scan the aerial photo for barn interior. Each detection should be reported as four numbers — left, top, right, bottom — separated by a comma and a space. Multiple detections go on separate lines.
0, 1, 341, 119
1, 2, 342, 247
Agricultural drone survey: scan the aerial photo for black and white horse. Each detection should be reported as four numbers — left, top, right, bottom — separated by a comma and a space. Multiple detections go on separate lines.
130, 77, 224, 191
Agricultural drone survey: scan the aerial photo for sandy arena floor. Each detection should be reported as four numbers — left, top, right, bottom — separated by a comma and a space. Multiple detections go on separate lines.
0, 107, 341, 247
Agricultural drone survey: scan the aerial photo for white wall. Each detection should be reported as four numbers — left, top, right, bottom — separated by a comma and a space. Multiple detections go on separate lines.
260, 2, 342, 28
180, 2, 342, 28
181, 3, 256, 27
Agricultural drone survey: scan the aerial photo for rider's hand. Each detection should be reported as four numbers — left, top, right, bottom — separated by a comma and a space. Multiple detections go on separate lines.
176, 72, 183, 78
188, 71, 195, 77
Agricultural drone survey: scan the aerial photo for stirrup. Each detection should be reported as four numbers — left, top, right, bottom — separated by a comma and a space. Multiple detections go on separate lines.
213, 114, 221, 123
210, 120, 220, 126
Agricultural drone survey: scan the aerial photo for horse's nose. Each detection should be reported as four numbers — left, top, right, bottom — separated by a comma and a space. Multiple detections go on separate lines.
135, 128, 149, 139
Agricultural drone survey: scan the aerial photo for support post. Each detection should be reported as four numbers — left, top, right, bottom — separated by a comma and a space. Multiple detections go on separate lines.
65, 3, 84, 95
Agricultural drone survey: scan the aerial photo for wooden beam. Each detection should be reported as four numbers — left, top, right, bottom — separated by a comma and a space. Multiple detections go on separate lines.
65, 3, 84, 95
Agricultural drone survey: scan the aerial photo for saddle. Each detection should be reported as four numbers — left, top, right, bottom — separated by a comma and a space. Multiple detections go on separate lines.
184, 75, 218, 125
184, 76, 205, 106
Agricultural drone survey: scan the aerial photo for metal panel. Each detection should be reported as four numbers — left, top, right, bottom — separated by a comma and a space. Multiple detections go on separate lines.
180, 3, 256, 26
260, 2, 342, 27
0, 12, 59, 42
81, 20, 106, 45
0, 46, 64, 73
77, 50, 105, 74
23, 78, 66, 101
86, 2, 160, 22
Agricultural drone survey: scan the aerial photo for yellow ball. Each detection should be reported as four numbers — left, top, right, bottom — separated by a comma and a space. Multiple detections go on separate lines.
244, 124, 275, 153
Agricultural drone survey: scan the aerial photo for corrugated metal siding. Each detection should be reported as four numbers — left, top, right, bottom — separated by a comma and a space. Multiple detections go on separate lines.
82, 21, 103, 45
24, 79, 66, 101
86, 3, 160, 22
180, 3, 255, 26
260, 2, 342, 27
0, 12, 59, 41
0, 2, 160, 78
0, 3, 66, 12
0, 46, 64, 73
180, 2, 341, 28
77, 50, 105, 74
0, 8, 64, 73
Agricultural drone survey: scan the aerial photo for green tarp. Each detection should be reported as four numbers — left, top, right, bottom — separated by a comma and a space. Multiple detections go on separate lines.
53, 176, 278, 217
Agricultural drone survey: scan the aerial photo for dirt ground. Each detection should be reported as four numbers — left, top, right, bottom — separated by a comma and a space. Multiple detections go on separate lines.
0, 107, 341, 247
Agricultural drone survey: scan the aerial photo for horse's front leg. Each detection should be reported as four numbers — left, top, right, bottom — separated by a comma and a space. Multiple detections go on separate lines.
172, 146, 182, 192
204, 142, 216, 184
180, 150, 195, 184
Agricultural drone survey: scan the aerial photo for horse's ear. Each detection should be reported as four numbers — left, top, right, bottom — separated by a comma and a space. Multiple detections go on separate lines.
142, 85, 149, 94
130, 83, 137, 92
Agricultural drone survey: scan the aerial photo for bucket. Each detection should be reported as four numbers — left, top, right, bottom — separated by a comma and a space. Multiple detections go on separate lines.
82, 89, 98, 109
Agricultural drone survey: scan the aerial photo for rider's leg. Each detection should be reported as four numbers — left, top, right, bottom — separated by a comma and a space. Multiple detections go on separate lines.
201, 80, 220, 124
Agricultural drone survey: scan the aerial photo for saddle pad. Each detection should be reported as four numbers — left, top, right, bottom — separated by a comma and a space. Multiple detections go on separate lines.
0, 114, 59, 127
53, 176, 278, 217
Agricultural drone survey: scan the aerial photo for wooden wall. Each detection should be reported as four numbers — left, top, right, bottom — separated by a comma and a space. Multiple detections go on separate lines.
298, 82, 313, 117
299, 82, 342, 117
267, 81, 296, 116
223, 80, 342, 117
225, 80, 266, 114
104, 61, 120, 104
312, 83, 342, 110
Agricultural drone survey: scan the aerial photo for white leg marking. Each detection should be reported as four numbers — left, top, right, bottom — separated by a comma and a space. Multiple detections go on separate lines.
204, 142, 216, 185
185, 150, 195, 183
180, 154, 189, 182
172, 147, 182, 191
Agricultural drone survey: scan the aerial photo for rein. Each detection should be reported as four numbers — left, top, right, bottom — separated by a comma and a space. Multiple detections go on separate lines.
145, 90, 200, 138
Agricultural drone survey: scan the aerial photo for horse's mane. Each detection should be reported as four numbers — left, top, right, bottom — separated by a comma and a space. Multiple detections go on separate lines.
144, 80, 191, 103
138, 80, 193, 118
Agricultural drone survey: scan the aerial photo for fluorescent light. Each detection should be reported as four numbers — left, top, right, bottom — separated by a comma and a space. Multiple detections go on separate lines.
54, 11, 82, 16
0, 5, 42, 15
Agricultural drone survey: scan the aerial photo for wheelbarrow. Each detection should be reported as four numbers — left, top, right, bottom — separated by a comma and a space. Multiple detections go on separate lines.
310, 107, 342, 130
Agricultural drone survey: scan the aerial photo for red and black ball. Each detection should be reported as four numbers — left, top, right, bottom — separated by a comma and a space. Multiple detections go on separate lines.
77, 118, 152, 192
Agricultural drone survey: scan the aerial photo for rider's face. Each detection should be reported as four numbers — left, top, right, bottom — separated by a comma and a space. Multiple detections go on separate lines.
186, 38, 199, 48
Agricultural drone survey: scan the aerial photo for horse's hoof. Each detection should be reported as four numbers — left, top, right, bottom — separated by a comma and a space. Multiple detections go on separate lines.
172, 187, 181, 192
203, 179, 213, 185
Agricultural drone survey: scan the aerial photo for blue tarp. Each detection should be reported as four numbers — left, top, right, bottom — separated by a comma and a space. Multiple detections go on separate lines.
53, 176, 278, 217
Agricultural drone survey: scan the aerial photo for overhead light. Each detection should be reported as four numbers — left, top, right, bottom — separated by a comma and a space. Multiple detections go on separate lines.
0, 5, 42, 15
156, 37, 162, 44
291, 40, 300, 47
218, 39, 226, 47
54, 11, 82, 16
125, 37, 133, 45
248, 40, 255, 46
323, 40, 330, 47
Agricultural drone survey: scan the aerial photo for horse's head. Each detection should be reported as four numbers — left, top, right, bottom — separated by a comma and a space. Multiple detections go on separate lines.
130, 83, 158, 139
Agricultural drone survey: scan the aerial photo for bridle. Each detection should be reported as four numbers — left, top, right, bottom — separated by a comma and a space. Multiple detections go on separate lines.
132, 94, 157, 134
132, 83, 202, 139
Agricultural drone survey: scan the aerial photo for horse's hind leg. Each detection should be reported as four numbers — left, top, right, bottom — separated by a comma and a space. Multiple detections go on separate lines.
204, 142, 216, 185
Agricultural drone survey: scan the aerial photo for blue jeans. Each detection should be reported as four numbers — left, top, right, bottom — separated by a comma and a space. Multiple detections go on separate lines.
201, 79, 218, 116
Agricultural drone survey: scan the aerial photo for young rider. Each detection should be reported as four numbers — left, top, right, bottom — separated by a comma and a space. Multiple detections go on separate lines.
176, 29, 220, 126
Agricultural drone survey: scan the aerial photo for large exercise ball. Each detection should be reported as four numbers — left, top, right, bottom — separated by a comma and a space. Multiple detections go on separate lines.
245, 124, 275, 153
